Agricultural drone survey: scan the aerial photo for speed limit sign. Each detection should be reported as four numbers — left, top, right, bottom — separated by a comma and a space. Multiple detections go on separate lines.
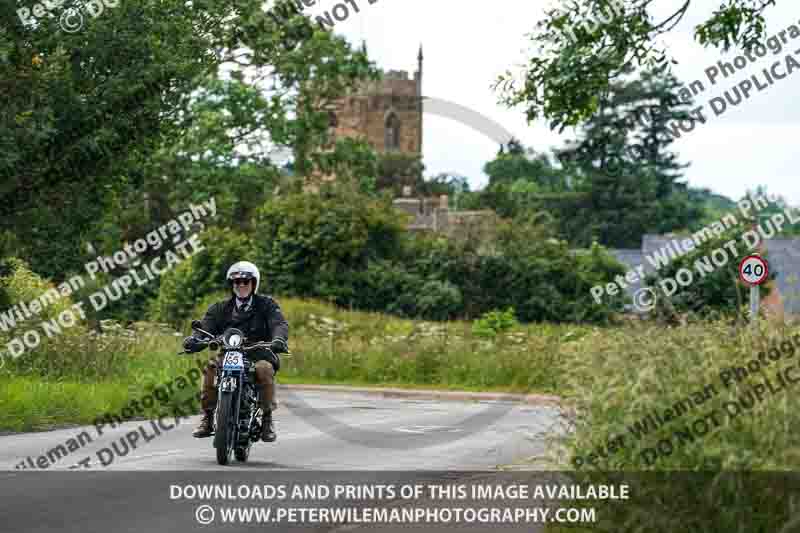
739, 255, 769, 286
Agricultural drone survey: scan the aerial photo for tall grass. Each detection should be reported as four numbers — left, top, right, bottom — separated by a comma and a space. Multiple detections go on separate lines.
543, 319, 800, 533
4, 267, 797, 530
550, 319, 800, 470
7, 289, 800, 483
271, 297, 585, 393
0, 332, 205, 432
1, 295, 581, 432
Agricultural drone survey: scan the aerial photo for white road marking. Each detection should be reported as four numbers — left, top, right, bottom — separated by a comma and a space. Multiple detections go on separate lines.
395, 425, 462, 434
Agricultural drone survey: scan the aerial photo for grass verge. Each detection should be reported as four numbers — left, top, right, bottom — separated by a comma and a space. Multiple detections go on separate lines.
0, 296, 578, 432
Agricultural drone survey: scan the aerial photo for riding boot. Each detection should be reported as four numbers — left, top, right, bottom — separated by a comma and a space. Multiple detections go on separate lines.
261, 379, 276, 442
194, 359, 218, 438
261, 409, 276, 442
255, 360, 277, 442
193, 409, 215, 438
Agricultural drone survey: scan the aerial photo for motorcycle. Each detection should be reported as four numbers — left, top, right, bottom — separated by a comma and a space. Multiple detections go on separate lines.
182, 320, 275, 465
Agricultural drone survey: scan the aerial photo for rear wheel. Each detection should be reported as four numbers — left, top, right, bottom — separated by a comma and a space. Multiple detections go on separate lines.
214, 392, 235, 465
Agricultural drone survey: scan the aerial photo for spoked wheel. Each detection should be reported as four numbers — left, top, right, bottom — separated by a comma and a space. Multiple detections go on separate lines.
214, 392, 236, 465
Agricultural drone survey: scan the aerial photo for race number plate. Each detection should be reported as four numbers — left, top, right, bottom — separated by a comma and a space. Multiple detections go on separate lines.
223, 351, 244, 370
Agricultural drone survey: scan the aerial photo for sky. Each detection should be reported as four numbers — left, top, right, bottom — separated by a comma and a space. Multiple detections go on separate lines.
293, 0, 800, 205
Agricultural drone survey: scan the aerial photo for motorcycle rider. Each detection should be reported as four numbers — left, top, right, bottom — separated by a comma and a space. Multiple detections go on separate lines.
182, 261, 289, 442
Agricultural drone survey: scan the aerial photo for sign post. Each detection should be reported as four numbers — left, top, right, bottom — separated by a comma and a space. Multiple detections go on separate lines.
739, 255, 769, 325
749, 284, 759, 323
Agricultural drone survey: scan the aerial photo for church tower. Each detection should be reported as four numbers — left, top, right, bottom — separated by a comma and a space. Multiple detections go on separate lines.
327, 47, 424, 156
302, 47, 425, 191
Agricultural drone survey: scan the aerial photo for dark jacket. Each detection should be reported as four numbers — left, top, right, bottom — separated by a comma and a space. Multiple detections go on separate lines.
198, 294, 289, 369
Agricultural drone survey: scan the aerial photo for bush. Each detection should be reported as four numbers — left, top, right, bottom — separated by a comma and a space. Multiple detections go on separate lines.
352, 260, 424, 317
472, 307, 518, 338
154, 194, 625, 326
347, 260, 461, 321
364, 223, 627, 324
433, 220, 627, 323
64, 270, 158, 327
150, 227, 253, 326
416, 280, 463, 321
0, 258, 131, 379
251, 191, 406, 298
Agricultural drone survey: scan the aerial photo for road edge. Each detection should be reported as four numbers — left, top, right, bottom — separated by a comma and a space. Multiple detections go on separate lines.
279, 383, 562, 406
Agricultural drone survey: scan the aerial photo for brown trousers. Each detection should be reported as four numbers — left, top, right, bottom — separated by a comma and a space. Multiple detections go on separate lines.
200, 357, 277, 412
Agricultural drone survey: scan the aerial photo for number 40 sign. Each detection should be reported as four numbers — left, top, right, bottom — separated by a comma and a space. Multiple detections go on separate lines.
739, 255, 769, 286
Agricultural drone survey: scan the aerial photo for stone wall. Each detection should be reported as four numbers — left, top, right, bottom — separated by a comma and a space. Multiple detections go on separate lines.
392, 194, 497, 239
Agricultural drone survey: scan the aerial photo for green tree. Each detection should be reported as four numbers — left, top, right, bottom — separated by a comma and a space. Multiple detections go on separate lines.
1, 0, 376, 280
1, 3, 206, 278
486, 138, 565, 190
150, 227, 254, 325
555, 68, 704, 247
251, 191, 407, 302
314, 137, 380, 195
496, 0, 779, 130
376, 152, 425, 194
689, 188, 738, 229
403, 217, 627, 322
744, 186, 800, 237
479, 139, 570, 219
418, 172, 471, 201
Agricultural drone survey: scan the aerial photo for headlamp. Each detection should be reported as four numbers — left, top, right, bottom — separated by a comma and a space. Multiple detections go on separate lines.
223, 328, 245, 349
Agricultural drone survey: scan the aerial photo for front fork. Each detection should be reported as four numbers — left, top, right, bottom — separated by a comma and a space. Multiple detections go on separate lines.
217, 370, 242, 445
219, 367, 263, 444
245, 373, 264, 442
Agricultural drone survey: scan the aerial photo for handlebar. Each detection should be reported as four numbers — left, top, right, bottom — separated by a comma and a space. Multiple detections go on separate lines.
190, 321, 214, 338
178, 345, 292, 358
182, 322, 291, 357
242, 342, 273, 351
180, 339, 281, 352
205, 341, 274, 352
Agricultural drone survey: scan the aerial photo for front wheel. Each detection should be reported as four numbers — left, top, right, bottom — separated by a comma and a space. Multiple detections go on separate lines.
234, 447, 249, 462
214, 392, 236, 465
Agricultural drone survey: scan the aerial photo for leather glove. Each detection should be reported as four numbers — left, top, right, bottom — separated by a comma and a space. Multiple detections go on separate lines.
269, 338, 288, 354
183, 336, 204, 353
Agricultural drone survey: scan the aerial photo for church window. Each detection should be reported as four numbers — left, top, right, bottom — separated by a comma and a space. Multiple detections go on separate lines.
385, 113, 400, 151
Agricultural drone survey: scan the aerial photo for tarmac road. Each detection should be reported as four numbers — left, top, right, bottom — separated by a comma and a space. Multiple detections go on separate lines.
0, 387, 565, 533
0, 386, 562, 471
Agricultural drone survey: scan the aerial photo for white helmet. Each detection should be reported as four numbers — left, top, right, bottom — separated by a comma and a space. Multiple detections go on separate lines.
226, 261, 261, 293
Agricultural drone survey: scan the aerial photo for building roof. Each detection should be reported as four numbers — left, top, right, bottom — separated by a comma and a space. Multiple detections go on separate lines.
611, 235, 800, 314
